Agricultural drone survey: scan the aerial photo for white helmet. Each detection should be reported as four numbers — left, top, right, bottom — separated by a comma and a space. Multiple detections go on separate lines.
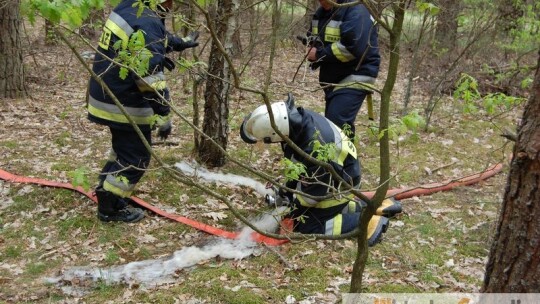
240, 102, 290, 144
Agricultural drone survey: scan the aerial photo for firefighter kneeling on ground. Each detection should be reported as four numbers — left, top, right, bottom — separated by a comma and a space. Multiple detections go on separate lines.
240, 94, 402, 246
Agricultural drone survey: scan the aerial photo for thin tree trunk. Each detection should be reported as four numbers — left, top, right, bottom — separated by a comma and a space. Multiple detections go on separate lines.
482, 50, 540, 292
198, 0, 238, 167
0, 0, 26, 99
434, 0, 460, 51
349, 1, 407, 292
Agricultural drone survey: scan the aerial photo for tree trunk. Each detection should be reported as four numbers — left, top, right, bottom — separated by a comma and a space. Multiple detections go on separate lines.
197, 0, 237, 167
302, 0, 317, 33
434, 0, 460, 51
482, 50, 540, 292
349, 1, 406, 292
0, 0, 26, 99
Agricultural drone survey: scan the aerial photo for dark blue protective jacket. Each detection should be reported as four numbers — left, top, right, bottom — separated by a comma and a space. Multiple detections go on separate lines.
87, 0, 191, 131
282, 108, 360, 209
308, 1, 380, 87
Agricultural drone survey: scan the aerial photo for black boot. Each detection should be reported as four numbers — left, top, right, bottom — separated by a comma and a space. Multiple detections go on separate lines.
95, 188, 144, 223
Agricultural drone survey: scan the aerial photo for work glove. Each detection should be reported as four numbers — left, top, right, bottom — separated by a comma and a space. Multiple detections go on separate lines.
296, 35, 308, 46
164, 57, 176, 71
153, 115, 172, 140
157, 120, 172, 140
181, 31, 200, 49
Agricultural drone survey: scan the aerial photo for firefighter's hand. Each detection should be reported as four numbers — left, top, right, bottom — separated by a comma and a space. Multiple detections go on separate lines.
157, 120, 172, 140
296, 35, 308, 46
307, 47, 318, 62
182, 31, 200, 49
164, 57, 175, 71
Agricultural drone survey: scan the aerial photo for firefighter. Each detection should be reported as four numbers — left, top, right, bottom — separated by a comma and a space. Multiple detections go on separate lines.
87, 0, 199, 222
305, 0, 380, 139
240, 94, 400, 246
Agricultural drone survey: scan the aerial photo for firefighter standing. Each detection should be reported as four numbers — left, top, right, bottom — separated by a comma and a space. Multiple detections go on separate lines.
240, 94, 400, 245
87, 0, 199, 222
306, 0, 380, 139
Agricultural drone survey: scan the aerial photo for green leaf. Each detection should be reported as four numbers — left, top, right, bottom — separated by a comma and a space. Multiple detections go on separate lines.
119, 67, 129, 80
69, 167, 90, 192
281, 159, 306, 182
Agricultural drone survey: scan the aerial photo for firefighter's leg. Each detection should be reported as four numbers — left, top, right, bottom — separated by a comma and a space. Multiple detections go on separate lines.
326, 212, 389, 247
342, 198, 403, 218
96, 187, 144, 222
324, 89, 367, 139
96, 128, 150, 223
375, 198, 402, 217
98, 149, 117, 187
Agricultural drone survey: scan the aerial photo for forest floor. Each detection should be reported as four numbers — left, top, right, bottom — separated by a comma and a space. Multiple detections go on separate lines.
0, 17, 522, 304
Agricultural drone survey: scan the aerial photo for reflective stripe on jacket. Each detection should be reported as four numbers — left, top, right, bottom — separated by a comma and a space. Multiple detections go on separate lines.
309, 1, 380, 87
283, 108, 360, 209
88, 0, 170, 131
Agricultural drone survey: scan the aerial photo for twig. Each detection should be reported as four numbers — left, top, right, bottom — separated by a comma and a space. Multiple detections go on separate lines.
500, 127, 517, 142
431, 161, 457, 175
38, 249, 58, 260
263, 243, 294, 269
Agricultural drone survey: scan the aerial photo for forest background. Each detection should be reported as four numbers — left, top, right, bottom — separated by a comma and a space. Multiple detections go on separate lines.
0, 0, 539, 302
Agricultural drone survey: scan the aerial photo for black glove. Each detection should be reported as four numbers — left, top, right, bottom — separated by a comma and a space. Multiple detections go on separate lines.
188, 31, 200, 41
182, 31, 200, 49
164, 57, 175, 71
157, 120, 172, 140
296, 35, 308, 46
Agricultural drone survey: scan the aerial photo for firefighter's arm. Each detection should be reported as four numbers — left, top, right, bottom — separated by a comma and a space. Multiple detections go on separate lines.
316, 6, 371, 63
133, 22, 168, 93
166, 31, 199, 52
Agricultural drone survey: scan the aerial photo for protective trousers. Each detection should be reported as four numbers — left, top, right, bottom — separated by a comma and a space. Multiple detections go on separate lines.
291, 201, 360, 235
99, 127, 152, 199
324, 88, 368, 139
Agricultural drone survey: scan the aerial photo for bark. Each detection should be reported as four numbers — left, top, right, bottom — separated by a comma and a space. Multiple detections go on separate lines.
349, 0, 406, 292
483, 50, 540, 292
434, 0, 460, 51
302, 0, 317, 32
197, 0, 238, 167
0, 0, 26, 99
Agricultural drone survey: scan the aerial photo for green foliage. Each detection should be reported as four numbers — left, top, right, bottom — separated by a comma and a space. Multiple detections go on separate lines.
521, 77, 533, 89
132, 0, 156, 17
482, 92, 525, 114
506, 1, 540, 52
310, 139, 336, 163
454, 73, 526, 114
113, 30, 153, 79
24, 0, 105, 28
367, 111, 426, 142
415, 1, 440, 15
280, 158, 306, 182
69, 167, 91, 191
176, 57, 208, 74
341, 124, 358, 143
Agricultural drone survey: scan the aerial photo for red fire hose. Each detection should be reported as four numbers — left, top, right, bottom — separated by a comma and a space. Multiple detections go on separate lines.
0, 163, 503, 246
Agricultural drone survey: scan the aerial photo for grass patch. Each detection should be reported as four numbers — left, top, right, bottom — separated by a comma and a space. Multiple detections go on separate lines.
0, 140, 18, 149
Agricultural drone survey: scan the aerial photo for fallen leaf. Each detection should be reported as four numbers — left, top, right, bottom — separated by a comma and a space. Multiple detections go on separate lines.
203, 212, 228, 221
